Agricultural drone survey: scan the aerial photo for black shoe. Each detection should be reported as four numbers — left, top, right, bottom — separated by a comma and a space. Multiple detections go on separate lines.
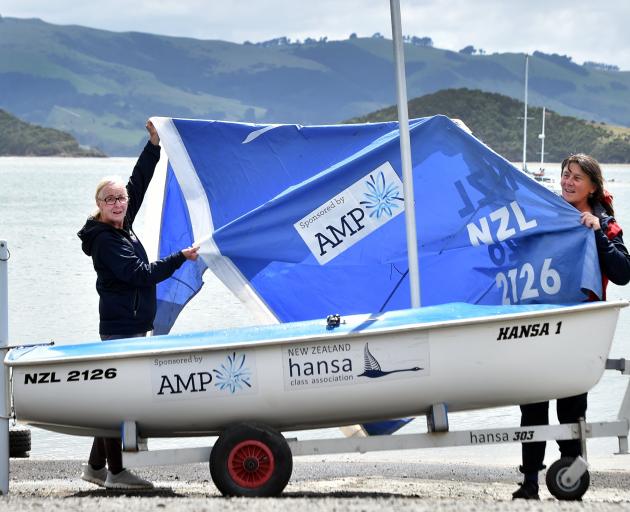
512, 481, 540, 500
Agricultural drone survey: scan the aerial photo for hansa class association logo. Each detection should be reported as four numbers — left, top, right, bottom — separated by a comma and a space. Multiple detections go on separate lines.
284, 338, 428, 390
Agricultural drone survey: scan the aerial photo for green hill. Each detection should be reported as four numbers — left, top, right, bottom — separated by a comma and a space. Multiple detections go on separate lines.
349, 88, 630, 163
0, 109, 105, 156
1, 17, 629, 155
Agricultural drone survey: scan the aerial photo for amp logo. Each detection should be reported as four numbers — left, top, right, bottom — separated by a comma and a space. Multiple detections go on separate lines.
315, 208, 366, 256
294, 162, 405, 264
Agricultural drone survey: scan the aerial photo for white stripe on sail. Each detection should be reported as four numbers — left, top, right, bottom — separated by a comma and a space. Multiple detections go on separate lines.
140, 154, 168, 261
151, 117, 213, 237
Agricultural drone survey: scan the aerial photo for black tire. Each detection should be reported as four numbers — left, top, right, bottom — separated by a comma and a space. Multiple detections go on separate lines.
545, 457, 590, 501
9, 427, 31, 458
210, 422, 292, 497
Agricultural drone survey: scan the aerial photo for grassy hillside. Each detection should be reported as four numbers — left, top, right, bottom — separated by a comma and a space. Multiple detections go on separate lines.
0, 109, 104, 156
1, 17, 629, 155
349, 88, 630, 163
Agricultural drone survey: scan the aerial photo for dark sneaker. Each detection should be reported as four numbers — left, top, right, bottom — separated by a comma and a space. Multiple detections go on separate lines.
512, 481, 540, 500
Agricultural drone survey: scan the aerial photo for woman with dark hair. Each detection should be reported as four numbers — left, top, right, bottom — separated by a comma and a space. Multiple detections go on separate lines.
513, 154, 630, 500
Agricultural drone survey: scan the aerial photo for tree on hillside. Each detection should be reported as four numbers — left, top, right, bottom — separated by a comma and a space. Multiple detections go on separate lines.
458, 45, 484, 55
407, 36, 433, 47
257, 37, 291, 47
583, 61, 620, 72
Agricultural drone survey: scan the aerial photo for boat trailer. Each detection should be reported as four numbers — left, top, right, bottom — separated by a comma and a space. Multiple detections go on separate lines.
2, 239, 629, 499
120, 358, 630, 499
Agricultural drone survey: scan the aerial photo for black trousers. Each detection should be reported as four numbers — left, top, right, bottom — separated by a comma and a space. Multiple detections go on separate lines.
88, 437, 123, 474
88, 332, 145, 474
519, 392, 587, 474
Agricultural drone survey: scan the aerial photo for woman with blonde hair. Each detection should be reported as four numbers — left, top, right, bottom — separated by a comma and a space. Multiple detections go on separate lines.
77, 120, 199, 490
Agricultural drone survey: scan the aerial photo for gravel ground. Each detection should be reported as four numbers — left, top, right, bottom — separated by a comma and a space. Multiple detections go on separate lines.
3, 456, 629, 511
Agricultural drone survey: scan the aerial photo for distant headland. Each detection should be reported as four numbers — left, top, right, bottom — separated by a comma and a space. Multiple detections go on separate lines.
0, 109, 105, 157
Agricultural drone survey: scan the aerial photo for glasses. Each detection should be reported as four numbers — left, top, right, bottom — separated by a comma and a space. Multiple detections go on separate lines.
100, 195, 128, 205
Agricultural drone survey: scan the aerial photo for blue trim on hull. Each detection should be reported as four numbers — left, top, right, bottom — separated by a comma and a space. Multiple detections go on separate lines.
7, 302, 571, 364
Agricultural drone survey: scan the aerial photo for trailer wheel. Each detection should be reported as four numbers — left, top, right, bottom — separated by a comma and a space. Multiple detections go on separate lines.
210, 423, 292, 497
546, 457, 590, 501
9, 426, 31, 458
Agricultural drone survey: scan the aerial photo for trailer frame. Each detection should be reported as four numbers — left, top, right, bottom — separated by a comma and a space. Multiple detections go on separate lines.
121, 358, 629, 498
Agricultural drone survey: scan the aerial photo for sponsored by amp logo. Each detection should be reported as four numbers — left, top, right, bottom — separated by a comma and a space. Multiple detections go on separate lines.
156, 352, 252, 396
316, 171, 404, 257
315, 207, 366, 257
294, 162, 405, 265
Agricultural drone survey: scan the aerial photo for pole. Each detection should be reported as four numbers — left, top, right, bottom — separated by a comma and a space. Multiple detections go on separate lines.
539, 106, 546, 169
522, 54, 529, 172
0, 240, 10, 495
389, 0, 421, 308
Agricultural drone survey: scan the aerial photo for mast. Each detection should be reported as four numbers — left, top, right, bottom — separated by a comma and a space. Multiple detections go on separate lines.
539, 106, 546, 170
389, 0, 421, 308
522, 54, 529, 172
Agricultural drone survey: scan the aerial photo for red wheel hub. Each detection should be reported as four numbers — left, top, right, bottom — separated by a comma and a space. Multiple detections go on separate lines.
227, 439, 275, 488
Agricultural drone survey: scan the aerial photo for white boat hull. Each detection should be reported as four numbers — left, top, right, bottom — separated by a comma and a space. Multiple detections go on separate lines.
6, 301, 625, 437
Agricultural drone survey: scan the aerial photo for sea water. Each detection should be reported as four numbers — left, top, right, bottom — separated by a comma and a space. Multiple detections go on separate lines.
1, 157, 630, 464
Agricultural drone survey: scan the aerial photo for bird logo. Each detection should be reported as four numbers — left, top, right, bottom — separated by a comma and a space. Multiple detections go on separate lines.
358, 343, 423, 378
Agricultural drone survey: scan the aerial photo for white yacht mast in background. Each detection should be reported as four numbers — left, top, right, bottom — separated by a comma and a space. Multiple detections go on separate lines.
522, 54, 529, 172
538, 106, 546, 172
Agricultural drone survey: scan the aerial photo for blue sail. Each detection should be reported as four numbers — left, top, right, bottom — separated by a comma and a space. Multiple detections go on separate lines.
153, 114, 601, 334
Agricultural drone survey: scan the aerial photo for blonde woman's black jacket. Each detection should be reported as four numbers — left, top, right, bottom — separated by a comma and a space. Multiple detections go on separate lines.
78, 142, 186, 335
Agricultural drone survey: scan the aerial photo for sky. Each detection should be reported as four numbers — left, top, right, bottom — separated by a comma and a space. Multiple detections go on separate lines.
2, 0, 630, 70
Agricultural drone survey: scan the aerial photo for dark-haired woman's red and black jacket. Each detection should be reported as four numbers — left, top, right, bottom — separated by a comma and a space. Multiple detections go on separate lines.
592, 202, 630, 299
